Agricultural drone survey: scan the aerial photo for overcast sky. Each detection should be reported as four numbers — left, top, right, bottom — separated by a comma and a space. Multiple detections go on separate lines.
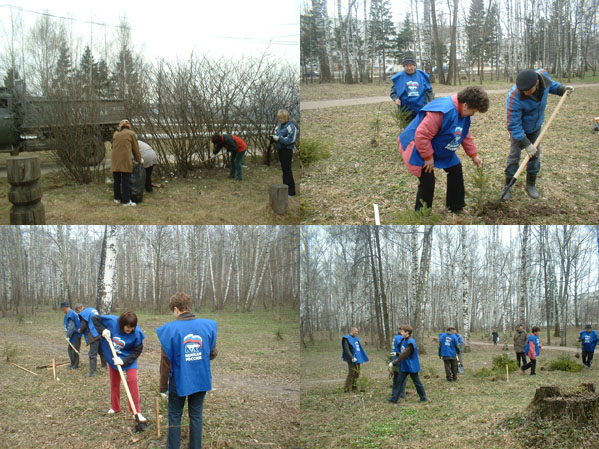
0, 0, 300, 65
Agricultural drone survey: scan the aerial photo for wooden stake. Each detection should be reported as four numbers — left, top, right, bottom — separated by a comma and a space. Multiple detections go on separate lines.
52, 358, 56, 381
11, 362, 39, 376
373, 204, 380, 225
506, 364, 509, 383
155, 397, 161, 438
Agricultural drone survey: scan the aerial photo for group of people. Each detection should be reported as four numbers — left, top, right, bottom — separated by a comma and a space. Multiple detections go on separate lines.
391, 56, 574, 212
340, 323, 597, 400
110, 108, 297, 206
60, 292, 217, 449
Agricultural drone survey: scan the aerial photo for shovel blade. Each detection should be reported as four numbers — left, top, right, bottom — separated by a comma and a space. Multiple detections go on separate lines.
500, 178, 517, 201
134, 416, 148, 432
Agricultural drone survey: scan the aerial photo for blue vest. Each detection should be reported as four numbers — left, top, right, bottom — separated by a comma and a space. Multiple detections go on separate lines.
156, 318, 217, 396
392, 334, 404, 362
580, 330, 598, 352
341, 334, 369, 364
99, 315, 145, 371
400, 337, 421, 373
64, 309, 81, 343
78, 307, 100, 342
391, 69, 431, 114
526, 334, 540, 356
400, 96, 471, 169
439, 333, 458, 358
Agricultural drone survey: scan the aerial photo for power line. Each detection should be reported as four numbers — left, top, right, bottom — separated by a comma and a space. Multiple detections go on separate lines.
0, 4, 130, 29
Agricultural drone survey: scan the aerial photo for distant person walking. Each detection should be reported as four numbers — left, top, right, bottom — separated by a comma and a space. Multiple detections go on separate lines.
578, 324, 598, 369
60, 301, 81, 370
492, 328, 499, 345
390, 56, 434, 125
111, 119, 142, 206
521, 326, 542, 375
342, 327, 368, 392
211, 134, 247, 181
513, 324, 528, 368
271, 109, 297, 197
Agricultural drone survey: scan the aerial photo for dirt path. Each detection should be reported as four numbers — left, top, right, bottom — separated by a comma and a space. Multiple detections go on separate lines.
300, 82, 599, 110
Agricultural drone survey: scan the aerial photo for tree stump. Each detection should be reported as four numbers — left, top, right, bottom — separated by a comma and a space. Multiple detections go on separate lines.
529, 384, 599, 425
269, 184, 288, 215
7, 156, 45, 224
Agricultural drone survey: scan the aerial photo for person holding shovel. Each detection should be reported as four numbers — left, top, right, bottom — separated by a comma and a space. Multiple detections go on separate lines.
211, 133, 247, 181
93, 311, 147, 423
390, 56, 434, 125
521, 326, 542, 375
578, 324, 597, 369
342, 326, 369, 392
156, 292, 218, 449
399, 85, 490, 213
60, 301, 81, 370
75, 305, 107, 377
503, 69, 573, 200
271, 109, 297, 197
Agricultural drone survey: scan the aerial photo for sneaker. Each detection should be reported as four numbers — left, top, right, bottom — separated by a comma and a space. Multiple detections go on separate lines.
108, 409, 118, 414
113, 199, 121, 204
136, 413, 147, 423
122, 201, 136, 207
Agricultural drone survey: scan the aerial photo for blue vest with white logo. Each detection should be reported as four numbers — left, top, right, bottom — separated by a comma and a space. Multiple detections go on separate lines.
526, 334, 540, 357
156, 318, 217, 396
400, 337, 421, 373
580, 330, 598, 352
78, 307, 100, 342
341, 334, 369, 364
99, 315, 145, 371
391, 69, 431, 114
64, 309, 81, 343
400, 96, 471, 169
392, 334, 404, 362
439, 332, 458, 357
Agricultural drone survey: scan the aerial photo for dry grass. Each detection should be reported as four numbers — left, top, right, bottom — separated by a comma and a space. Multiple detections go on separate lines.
0, 160, 300, 224
0, 306, 299, 449
301, 335, 597, 449
300, 85, 599, 224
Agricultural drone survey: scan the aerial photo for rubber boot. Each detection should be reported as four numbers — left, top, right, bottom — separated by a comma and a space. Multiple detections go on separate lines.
86, 358, 97, 377
502, 176, 513, 201
525, 173, 539, 199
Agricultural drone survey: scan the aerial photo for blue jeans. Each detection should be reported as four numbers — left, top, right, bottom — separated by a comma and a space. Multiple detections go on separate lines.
389, 368, 407, 402
167, 380, 207, 449
397, 371, 427, 401
229, 150, 245, 180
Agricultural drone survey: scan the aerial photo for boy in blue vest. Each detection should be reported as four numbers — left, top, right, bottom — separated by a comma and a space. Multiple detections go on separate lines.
439, 327, 460, 381
394, 325, 427, 402
503, 69, 573, 200
387, 327, 405, 402
342, 326, 369, 393
93, 311, 146, 423
399, 85, 489, 213
157, 292, 218, 449
390, 56, 434, 124
60, 301, 81, 370
75, 304, 107, 376
578, 324, 598, 369
521, 326, 542, 375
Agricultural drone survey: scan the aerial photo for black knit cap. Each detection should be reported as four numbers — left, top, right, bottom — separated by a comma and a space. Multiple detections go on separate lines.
402, 56, 416, 66
516, 69, 538, 91
586, 324, 592, 329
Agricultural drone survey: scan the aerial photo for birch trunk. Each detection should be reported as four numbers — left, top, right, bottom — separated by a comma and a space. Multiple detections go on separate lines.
461, 227, 472, 352
96, 225, 117, 314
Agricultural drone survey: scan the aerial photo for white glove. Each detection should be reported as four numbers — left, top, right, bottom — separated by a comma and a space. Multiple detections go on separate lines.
113, 357, 124, 366
160, 392, 168, 400
565, 85, 574, 95
388, 362, 394, 368
524, 143, 537, 158
210, 154, 216, 159
102, 329, 111, 339
140, 158, 145, 164
351, 357, 357, 363
272, 135, 280, 141
390, 352, 397, 356
65, 337, 70, 342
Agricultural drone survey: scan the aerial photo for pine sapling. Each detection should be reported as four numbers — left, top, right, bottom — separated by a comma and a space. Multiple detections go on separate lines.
470, 165, 493, 215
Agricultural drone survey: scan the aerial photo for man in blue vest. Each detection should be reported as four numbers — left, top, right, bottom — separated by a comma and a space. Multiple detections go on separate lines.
342, 326, 368, 392
439, 327, 460, 381
578, 324, 598, 369
60, 301, 81, 370
504, 68, 573, 200
390, 56, 434, 125
75, 304, 106, 377
157, 292, 218, 449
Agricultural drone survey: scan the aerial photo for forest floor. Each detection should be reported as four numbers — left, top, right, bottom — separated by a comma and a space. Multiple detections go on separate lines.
300, 335, 598, 449
0, 306, 299, 449
300, 81, 599, 225
0, 155, 300, 225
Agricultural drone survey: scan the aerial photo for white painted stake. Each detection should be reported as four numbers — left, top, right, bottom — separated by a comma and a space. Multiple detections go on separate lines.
373, 204, 380, 225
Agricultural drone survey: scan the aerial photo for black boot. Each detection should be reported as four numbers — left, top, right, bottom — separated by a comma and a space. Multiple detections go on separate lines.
525, 173, 539, 199
502, 176, 513, 201
100, 353, 107, 368
86, 358, 97, 377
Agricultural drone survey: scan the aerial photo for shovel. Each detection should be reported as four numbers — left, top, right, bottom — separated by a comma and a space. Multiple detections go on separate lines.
198, 151, 224, 165
500, 92, 569, 201
103, 334, 148, 432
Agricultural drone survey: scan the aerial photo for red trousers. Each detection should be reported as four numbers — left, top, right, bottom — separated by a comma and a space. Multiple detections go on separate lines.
109, 365, 141, 414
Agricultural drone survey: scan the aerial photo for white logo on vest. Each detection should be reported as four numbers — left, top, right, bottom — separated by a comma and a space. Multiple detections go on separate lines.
184, 333, 203, 362
112, 336, 126, 354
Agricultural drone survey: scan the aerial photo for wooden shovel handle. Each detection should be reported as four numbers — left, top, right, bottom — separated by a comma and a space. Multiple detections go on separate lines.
104, 334, 139, 415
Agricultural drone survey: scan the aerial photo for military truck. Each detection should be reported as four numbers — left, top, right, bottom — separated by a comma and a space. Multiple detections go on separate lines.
0, 83, 125, 164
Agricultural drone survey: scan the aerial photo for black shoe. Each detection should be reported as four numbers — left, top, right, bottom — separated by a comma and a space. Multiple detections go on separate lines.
420, 398, 428, 403
387, 398, 397, 403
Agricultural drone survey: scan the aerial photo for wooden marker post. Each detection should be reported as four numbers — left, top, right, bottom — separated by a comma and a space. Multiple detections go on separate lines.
52, 358, 56, 381
155, 397, 161, 438
506, 364, 509, 383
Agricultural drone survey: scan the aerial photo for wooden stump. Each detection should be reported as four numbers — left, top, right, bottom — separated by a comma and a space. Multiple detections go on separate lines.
530, 384, 599, 425
269, 184, 288, 215
7, 156, 45, 224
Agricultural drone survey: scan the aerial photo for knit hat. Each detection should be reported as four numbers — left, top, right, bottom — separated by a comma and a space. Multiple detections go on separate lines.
59, 301, 69, 308
402, 56, 416, 66
585, 324, 592, 329
516, 69, 538, 91
118, 119, 131, 130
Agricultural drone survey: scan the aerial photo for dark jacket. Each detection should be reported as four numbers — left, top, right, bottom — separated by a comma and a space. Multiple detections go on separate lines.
513, 329, 528, 353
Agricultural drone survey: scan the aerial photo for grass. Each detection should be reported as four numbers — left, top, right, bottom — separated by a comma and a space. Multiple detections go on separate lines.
0, 306, 299, 449
300, 333, 598, 448
300, 84, 599, 224
0, 158, 301, 224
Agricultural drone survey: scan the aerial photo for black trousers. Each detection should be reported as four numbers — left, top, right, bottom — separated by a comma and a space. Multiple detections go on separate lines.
113, 172, 132, 204
443, 358, 458, 380
516, 352, 528, 367
415, 163, 465, 212
522, 358, 536, 374
582, 351, 594, 367
145, 166, 154, 192
278, 148, 295, 196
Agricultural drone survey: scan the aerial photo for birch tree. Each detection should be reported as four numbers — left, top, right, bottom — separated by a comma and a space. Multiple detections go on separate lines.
96, 225, 118, 314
